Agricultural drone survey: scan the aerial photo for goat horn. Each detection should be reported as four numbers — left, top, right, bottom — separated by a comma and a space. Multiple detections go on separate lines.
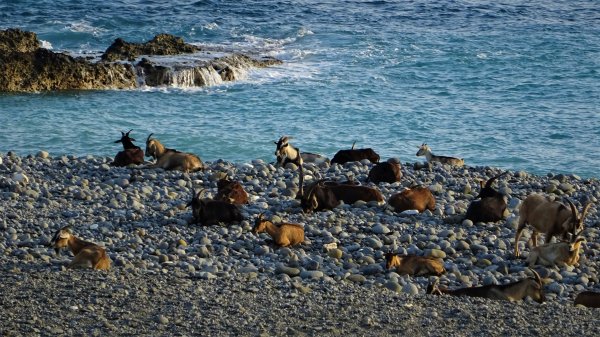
126, 129, 133, 136
306, 179, 326, 202
146, 133, 154, 143
566, 199, 578, 220
528, 268, 542, 286
580, 202, 592, 223
485, 171, 508, 189
351, 141, 356, 150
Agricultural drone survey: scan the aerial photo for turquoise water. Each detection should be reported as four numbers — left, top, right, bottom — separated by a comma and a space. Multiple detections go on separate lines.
1, 1, 599, 177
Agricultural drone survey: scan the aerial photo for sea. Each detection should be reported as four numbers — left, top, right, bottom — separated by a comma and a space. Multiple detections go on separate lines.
1, 0, 599, 178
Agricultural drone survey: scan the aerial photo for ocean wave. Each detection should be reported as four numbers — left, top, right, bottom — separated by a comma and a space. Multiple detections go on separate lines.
64, 21, 107, 36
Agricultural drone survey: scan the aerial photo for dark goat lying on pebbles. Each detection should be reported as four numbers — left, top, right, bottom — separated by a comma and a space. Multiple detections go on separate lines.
111, 129, 144, 167
330, 141, 380, 165
427, 270, 545, 303
465, 172, 507, 223
187, 189, 243, 226
301, 179, 384, 212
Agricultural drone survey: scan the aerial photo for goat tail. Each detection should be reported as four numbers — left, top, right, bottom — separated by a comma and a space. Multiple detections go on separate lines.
94, 251, 111, 270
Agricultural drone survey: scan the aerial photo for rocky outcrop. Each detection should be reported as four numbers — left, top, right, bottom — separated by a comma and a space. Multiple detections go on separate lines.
101, 34, 199, 61
0, 28, 39, 53
0, 29, 137, 92
0, 29, 283, 92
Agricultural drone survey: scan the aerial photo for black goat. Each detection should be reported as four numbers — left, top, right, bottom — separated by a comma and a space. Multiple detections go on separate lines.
330, 141, 380, 165
465, 172, 508, 223
187, 189, 243, 226
112, 130, 144, 167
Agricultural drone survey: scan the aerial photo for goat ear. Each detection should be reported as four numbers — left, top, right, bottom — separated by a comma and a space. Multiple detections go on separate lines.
114, 139, 122, 143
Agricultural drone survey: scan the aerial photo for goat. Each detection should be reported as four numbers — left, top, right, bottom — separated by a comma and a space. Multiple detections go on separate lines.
527, 232, 586, 268
465, 172, 508, 223
274, 136, 305, 198
514, 194, 592, 257
50, 226, 111, 270
111, 129, 144, 167
416, 143, 464, 167
252, 213, 304, 247
574, 291, 600, 308
368, 159, 402, 184
330, 141, 380, 165
215, 178, 249, 205
388, 186, 435, 213
301, 179, 385, 212
187, 189, 243, 226
385, 253, 445, 276
145, 133, 203, 172
273, 136, 329, 165
427, 269, 545, 303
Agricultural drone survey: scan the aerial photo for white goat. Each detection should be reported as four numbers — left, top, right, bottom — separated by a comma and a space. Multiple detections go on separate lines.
416, 143, 464, 167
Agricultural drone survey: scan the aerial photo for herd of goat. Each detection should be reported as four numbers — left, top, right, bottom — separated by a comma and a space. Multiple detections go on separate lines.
49, 131, 599, 308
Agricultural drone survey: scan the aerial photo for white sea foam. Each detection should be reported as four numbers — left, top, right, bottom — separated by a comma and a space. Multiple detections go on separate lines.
202, 23, 219, 30
40, 40, 53, 49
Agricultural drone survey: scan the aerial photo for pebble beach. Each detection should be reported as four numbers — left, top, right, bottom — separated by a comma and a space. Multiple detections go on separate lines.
1, 151, 599, 336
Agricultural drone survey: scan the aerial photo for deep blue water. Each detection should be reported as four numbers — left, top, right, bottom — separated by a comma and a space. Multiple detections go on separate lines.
1, 0, 599, 177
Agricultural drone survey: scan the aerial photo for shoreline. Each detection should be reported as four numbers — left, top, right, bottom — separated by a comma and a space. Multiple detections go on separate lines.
0, 152, 598, 335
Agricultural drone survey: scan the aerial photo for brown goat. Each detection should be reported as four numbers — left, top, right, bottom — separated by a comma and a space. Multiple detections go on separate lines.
385, 253, 445, 276
252, 213, 304, 247
330, 142, 380, 165
145, 133, 203, 172
428, 270, 545, 303
187, 189, 243, 226
215, 178, 249, 205
111, 129, 144, 167
368, 159, 402, 184
514, 194, 592, 257
301, 179, 385, 212
50, 226, 111, 270
388, 186, 436, 213
527, 234, 586, 268
574, 291, 600, 308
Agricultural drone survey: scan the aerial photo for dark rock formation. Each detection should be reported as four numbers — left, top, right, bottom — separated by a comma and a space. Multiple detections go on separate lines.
0, 29, 283, 92
102, 34, 199, 61
0, 29, 136, 92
